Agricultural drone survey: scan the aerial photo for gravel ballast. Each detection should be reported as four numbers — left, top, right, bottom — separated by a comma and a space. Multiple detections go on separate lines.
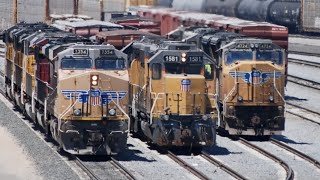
0, 95, 81, 180
205, 136, 285, 179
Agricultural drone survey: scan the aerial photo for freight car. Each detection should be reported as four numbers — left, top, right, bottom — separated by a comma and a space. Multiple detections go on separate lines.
204, 35, 286, 136
170, 0, 320, 33
3, 23, 130, 155
123, 40, 217, 148
136, 7, 288, 50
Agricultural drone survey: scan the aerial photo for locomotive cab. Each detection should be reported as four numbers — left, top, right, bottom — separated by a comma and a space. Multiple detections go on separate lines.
217, 38, 286, 136
127, 41, 217, 148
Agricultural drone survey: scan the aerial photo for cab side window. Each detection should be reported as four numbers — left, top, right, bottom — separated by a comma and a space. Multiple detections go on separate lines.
152, 63, 161, 80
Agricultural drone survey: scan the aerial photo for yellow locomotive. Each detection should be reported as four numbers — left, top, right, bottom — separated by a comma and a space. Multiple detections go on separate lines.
124, 40, 217, 148
204, 36, 286, 136
3, 23, 129, 155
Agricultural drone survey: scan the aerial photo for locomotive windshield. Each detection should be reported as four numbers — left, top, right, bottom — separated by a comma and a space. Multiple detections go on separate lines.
256, 50, 283, 65
225, 51, 253, 64
164, 63, 202, 74
95, 58, 125, 70
61, 57, 92, 69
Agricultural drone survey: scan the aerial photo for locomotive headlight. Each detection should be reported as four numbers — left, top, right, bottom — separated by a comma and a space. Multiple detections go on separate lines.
202, 115, 208, 121
92, 80, 98, 86
92, 75, 98, 81
182, 57, 187, 62
229, 106, 235, 115
182, 52, 187, 58
163, 115, 170, 121
73, 109, 81, 116
269, 96, 274, 102
91, 75, 99, 86
237, 96, 243, 102
109, 109, 116, 116
250, 44, 255, 48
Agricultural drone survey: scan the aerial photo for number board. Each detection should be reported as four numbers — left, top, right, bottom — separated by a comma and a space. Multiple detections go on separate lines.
100, 49, 115, 56
259, 44, 273, 50
236, 43, 249, 49
73, 49, 89, 56
164, 55, 179, 62
188, 56, 203, 63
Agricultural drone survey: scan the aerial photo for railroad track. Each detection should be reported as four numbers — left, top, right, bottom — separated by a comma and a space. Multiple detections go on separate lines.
237, 137, 294, 180
167, 151, 210, 180
287, 74, 320, 91
289, 50, 320, 58
288, 58, 320, 68
200, 151, 247, 180
110, 157, 137, 180
286, 102, 320, 126
270, 138, 320, 169
72, 155, 101, 180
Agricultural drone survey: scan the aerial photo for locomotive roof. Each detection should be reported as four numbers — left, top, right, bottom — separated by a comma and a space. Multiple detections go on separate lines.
52, 19, 123, 29
96, 29, 159, 37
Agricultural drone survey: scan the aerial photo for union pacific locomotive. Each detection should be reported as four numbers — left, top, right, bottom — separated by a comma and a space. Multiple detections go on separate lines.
202, 34, 286, 136
3, 23, 129, 155
124, 40, 217, 148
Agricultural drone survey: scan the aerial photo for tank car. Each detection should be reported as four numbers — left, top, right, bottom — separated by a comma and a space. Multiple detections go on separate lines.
171, 0, 206, 11
203, 0, 240, 17
124, 40, 217, 148
3, 23, 129, 155
267, 0, 300, 31
202, 34, 286, 136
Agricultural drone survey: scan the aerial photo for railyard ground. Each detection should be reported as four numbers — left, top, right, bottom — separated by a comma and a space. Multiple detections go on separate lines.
0, 37, 319, 180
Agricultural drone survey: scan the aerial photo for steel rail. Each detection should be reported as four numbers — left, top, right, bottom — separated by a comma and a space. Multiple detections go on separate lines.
270, 138, 320, 169
289, 51, 320, 58
288, 58, 320, 68
286, 102, 320, 126
287, 74, 320, 91
238, 138, 294, 180
201, 151, 247, 180
110, 157, 137, 180
72, 155, 101, 180
167, 151, 210, 180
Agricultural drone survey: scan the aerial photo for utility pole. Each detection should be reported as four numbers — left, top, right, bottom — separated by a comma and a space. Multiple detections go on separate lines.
45, 0, 50, 22
73, 0, 79, 15
100, 0, 104, 21
13, 0, 17, 24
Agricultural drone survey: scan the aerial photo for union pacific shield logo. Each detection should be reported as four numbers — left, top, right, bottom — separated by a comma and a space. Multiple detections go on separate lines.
181, 79, 191, 92
90, 90, 101, 106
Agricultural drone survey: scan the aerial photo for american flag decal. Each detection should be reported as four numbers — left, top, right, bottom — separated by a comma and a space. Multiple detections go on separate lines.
252, 70, 261, 85
90, 90, 101, 106
181, 79, 191, 92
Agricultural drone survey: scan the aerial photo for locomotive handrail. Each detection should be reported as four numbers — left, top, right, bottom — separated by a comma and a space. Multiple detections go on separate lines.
222, 71, 238, 116
273, 70, 286, 115
58, 93, 82, 132
110, 93, 130, 134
